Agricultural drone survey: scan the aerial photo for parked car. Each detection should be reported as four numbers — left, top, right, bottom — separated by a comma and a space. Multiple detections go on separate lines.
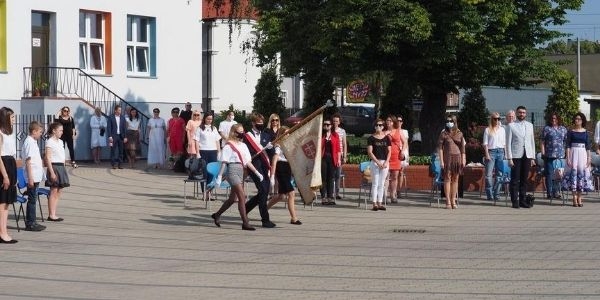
284, 106, 376, 136
337, 106, 376, 137
284, 109, 308, 127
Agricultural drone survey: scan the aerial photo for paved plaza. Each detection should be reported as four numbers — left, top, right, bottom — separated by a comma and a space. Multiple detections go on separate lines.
2, 164, 600, 299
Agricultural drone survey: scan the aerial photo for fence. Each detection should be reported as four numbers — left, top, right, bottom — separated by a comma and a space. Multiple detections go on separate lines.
14, 114, 54, 160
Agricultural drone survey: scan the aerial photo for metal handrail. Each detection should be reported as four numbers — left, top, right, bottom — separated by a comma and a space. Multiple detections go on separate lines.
23, 67, 149, 145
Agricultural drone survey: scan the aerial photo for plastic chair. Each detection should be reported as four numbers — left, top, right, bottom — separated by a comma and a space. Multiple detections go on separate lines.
550, 158, 567, 205
205, 161, 230, 201
495, 160, 511, 206
429, 156, 444, 207
11, 195, 28, 232
357, 161, 372, 209
16, 167, 46, 222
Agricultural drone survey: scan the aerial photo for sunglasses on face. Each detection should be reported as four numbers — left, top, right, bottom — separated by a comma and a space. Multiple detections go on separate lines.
376, 124, 384, 127
446, 120, 454, 123
193, 114, 200, 116
493, 117, 501, 120
271, 119, 279, 122
63, 110, 69, 113
323, 123, 331, 126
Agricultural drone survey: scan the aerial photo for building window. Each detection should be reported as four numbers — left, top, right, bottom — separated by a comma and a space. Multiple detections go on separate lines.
127, 15, 155, 76
79, 10, 111, 74
0, 0, 6, 71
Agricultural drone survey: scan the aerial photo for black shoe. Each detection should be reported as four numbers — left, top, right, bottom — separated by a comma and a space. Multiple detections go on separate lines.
25, 223, 46, 232
290, 219, 302, 225
378, 206, 386, 211
553, 194, 562, 199
117, 165, 123, 169
512, 204, 520, 209
335, 195, 342, 200
47, 217, 64, 222
371, 207, 378, 211
211, 213, 220, 227
519, 203, 530, 208
0, 237, 18, 244
262, 221, 276, 228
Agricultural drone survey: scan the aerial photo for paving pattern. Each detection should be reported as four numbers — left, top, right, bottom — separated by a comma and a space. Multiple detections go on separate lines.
2, 163, 600, 299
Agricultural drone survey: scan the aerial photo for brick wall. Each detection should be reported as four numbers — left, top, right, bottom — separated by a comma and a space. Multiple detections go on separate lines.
342, 164, 544, 192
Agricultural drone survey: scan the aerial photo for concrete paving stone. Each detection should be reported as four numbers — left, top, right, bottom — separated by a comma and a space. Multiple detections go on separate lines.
2, 163, 600, 299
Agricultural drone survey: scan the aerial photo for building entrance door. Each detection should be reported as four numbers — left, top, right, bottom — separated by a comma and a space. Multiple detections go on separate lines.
31, 12, 50, 96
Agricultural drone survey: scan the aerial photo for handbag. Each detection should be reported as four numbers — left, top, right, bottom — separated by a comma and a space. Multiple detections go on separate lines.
99, 127, 106, 136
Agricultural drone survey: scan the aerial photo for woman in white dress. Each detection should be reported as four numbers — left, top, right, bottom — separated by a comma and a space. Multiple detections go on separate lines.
147, 108, 166, 168
89, 107, 107, 164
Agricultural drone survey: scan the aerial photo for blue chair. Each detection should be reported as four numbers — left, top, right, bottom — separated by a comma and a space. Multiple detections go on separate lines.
11, 195, 28, 232
16, 167, 45, 223
357, 161, 372, 209
429, 155, 444, 207
550, 158, 567, 205
495, 160, 511, 206
205, 161, 230, 201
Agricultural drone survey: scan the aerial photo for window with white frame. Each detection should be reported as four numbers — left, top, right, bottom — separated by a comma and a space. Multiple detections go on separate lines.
79, 11, 108, 73
127, 15, 155, 76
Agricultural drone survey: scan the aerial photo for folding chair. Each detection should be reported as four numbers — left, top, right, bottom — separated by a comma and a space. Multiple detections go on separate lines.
16, 167, 45, 222
550, 158, 567, 206
205, 162, 230, 201
429, 157, 444, 207
11, 195, 28, 232
494, 160, 510, 206
357, 161, 372, 209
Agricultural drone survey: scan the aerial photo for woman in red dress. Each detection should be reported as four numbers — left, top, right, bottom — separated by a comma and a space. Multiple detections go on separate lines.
167, 107, 186, 166
385, 115, 404, 203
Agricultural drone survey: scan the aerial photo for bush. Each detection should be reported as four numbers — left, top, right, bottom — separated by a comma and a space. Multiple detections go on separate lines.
346, 154, 431, 165
465, 138, 485, 164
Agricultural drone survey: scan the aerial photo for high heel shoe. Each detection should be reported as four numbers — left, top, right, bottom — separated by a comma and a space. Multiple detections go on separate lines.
211, 213, 220, 227
578, 203, 583, 207
290, 219, 302, 225
0, 237, 18, 244
445, 204, 452, 209
241, 223, 256, 231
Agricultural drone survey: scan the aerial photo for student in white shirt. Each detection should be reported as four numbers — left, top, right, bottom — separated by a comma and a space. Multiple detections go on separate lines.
22, 121, 46, 231
45, 122, 70, 222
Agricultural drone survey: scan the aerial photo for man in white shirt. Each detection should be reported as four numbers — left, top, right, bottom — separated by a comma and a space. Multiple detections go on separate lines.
505, 106, 536, 209
218, 111, 237, 148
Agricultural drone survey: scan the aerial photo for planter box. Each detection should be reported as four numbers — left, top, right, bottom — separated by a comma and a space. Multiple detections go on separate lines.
342, 164, 544, 192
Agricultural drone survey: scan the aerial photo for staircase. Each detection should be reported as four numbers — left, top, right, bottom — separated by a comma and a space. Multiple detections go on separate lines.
22, 67, 150, 146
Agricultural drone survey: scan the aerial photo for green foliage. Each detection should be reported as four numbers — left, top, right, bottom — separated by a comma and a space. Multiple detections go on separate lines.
458, 87, 489, 133
211, 0, 585, 154
408, 155, 431, 165
346, 153, 370, 165
253, 66, 285, 117
544, 68, 580, 127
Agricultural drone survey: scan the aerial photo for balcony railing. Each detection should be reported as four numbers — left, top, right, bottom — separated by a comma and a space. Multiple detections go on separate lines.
23, 67, 150, 145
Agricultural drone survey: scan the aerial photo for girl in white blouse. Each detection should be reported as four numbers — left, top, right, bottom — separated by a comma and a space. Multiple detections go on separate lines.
211, 124, 263, 231
45, 122, 70, 222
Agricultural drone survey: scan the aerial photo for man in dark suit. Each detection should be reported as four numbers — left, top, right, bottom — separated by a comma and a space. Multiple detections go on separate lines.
179, 102, 193, 124
107, 104, 128, 169
243, 113, 276, 228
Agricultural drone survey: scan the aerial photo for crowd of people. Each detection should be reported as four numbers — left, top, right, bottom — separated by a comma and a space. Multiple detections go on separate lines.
476, 106, 594, 210
1, 106, 71, 244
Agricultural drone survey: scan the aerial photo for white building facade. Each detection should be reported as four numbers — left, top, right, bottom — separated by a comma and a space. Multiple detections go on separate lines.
0, 0, 204, 114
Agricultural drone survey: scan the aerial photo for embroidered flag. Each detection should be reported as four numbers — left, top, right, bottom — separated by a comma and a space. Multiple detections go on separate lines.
279, 113, 323, 205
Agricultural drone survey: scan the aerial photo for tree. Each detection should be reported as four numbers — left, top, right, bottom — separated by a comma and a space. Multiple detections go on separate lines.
211, 0, 584, 153
542, 40, 600, 55
544, 68, 579, 127
253, 66, 285, 117
458, 87, 489, 133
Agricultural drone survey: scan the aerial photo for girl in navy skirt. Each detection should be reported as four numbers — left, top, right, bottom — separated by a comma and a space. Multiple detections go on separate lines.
267, 127, 301, 225
0, 107, 18, 243
45, 122, 70, 222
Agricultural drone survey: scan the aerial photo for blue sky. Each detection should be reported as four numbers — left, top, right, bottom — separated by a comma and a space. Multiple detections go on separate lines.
552, 0, 600, 41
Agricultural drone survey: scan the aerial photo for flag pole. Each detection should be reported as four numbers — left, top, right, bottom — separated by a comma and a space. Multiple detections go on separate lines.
251, 100, 334, 159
